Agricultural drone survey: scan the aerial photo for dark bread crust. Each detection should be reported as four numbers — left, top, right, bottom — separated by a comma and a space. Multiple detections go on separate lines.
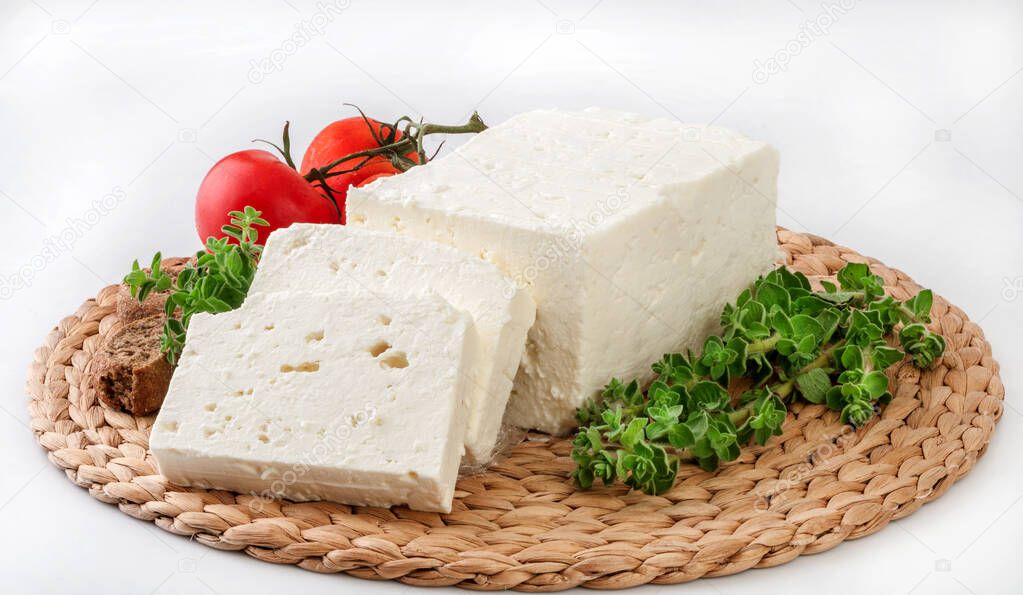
91, 315, 174, 416
116, 256, 192, 323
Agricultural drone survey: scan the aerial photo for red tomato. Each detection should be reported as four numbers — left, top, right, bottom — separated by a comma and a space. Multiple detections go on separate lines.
300, 117, 417, 223
195, 149, 338, 244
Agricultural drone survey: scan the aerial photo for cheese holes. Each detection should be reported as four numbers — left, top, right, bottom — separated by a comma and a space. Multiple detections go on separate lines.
366, 340, 409, 369
328, 257, 357, 272
347, 413, 370, 428
367, 341, 391, 357
280, 361, 320, 373
379, 351, 409, 369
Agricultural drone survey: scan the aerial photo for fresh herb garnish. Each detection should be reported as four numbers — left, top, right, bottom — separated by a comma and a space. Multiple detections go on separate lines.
571, 263, 946, 495
124, 206, 268, 364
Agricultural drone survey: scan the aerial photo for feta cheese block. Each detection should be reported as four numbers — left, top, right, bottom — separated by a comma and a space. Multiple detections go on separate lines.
248, 223, 536, 462
347, 107, 780, 435
150, 290, 478, 513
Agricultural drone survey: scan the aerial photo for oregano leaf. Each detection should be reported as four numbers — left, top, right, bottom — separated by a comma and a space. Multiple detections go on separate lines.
795, 367, 832, 404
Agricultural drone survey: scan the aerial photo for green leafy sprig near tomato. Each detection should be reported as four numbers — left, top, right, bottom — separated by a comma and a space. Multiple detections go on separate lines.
571, 263, 946, 495
124, 206, 268, 364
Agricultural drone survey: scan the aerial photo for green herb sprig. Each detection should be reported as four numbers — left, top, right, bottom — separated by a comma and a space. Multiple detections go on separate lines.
571, 263, 945, 495
124, 206, 269, 364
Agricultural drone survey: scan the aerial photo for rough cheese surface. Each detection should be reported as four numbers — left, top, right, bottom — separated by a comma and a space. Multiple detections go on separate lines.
348, 107, 780, 434
150, 291, 477, 513
249, 223, 536, 461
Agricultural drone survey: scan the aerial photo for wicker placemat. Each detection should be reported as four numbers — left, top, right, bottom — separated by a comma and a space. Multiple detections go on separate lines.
25, 229, 1004, 591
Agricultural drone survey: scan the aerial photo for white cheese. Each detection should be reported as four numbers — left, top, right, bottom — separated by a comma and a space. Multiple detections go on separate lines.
150, 290, 477, 513
248, 223, 535, 462
347, 107, 779, 434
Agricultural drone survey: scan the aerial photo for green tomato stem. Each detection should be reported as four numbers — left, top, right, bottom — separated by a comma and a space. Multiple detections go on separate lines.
306, 112, 488, 180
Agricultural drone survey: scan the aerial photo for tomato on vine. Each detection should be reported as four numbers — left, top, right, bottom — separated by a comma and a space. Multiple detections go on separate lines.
300, 116, 416, 223
192, 107, 487, 242
195, 149, 337, 244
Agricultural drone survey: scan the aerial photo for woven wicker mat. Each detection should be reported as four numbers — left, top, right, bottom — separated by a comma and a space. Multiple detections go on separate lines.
25, 229, 1005, 591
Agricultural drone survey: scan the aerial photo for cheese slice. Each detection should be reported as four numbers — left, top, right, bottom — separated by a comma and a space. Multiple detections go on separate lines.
150, 290, 477, 513
347, 107, 780, 434
248, 223, 535, 462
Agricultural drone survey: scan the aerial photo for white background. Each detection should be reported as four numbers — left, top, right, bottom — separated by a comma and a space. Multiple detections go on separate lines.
1, 1, 1021, 593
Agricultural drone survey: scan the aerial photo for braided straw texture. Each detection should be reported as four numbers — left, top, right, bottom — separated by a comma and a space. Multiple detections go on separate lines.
25, 229, 1004, 591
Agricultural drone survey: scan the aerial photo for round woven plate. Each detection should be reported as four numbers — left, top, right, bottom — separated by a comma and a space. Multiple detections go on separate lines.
26, 229, 1005, 591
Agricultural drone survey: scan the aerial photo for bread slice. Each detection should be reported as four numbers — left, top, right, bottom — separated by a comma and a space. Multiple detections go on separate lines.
91, 315, 174, 416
